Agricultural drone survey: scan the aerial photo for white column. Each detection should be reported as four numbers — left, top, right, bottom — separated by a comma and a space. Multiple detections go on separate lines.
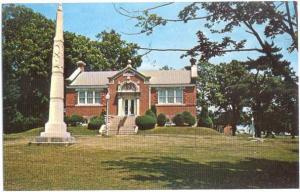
136, 98, 140, 116
118, 97, 123, 116
40, 4, 71, 138
128, 99, 132, 115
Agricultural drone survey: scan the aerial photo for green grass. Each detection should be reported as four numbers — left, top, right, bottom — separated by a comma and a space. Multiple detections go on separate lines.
139, 126, 221, 135
3, 126, 299, 190
4, 126, 97, 139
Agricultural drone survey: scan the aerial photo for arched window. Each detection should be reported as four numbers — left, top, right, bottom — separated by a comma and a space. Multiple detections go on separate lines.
121, 82, 137, 92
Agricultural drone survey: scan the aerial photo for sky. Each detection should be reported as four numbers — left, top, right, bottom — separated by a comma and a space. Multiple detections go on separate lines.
19, 2, 298, 73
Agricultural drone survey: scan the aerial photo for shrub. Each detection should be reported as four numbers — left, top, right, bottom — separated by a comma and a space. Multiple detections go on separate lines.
198, 116, 213, 128
8, 112, 43, 133
172, 114, 185, 126
157, 113, 167, 126
182, 111, 196, 126
69, 114, 85, 126
135, 115, 156, 130
88, 116, 105, 130
64, 116, 71, 126
145, 109, 157, 121
150, 105, 157, 116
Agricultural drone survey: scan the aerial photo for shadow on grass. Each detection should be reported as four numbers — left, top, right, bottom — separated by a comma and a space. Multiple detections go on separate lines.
103, 156, 299, 189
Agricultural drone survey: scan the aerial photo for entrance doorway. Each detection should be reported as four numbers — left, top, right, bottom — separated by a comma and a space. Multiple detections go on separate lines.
124, 99, 135, 116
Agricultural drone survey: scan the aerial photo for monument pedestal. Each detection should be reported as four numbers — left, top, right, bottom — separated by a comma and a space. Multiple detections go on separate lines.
32, 122, 75, 145
30, 4, 75, 145
41, 122, 69, 137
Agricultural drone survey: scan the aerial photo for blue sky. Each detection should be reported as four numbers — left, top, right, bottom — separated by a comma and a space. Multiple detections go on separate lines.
21, 2, 298, 73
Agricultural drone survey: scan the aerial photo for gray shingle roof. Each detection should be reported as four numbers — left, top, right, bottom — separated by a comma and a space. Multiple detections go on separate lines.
68, 70, 191, 87
69, 71, 118, 86
141, 70, 191, 84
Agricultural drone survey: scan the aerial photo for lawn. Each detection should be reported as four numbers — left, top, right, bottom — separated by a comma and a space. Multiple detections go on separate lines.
3, 126, 299, 190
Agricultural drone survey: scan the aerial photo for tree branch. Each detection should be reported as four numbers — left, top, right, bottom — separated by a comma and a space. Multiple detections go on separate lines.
243, 21, 265, 50
137, 47, 190, 52
115, 4, 211, 23
285, 2, 297, 50
121, 2, 174, 13
136, 47, 261, 53
140, 50, 152, 57
293, 1, 298, 25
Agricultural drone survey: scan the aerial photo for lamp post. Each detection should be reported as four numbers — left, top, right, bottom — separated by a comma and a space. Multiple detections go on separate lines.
251, 117, 255, 138
105, 92, 110, 136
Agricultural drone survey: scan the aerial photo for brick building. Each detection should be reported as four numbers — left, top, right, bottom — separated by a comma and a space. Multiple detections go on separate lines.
65, 60, 197, 122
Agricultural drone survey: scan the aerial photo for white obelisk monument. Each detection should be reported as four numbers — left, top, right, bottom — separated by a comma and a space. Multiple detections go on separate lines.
38, 4, 74, 142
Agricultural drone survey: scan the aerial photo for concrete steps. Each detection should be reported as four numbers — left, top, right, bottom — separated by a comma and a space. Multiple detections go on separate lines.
108, 116, 123, 135
118, 116, 136, 135
108, 115, 137, 135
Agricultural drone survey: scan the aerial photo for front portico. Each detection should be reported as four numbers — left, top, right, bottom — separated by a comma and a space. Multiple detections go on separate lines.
117, 95, 140, 116
117, 81, 140, 116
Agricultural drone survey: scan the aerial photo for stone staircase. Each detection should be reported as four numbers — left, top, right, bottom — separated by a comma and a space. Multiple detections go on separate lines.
118, 116, 137, 135
107, 116, 124, 135
108, 116, 137, 135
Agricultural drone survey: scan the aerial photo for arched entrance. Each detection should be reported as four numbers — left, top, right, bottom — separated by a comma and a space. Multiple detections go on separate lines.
117, 81, 140, 116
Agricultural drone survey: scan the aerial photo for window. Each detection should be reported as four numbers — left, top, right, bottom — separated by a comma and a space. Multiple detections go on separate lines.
175, 89, 183, 103
77, 90, 101, 105
94, 91, 101, 104
158, 89, 166, 103
167, 89, 174, 103
87, 91, 93, 104
158, 88, 183, 104
79, 91, 85, 104
121, 82, 137, 92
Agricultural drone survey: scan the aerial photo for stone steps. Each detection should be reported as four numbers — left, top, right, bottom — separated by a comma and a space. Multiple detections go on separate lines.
118, 116, 136, 135
108, 115, 137, 135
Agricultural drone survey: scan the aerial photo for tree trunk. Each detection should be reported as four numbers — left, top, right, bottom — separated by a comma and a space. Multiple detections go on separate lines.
231, 108, 240, 136
254, 111, 262, 138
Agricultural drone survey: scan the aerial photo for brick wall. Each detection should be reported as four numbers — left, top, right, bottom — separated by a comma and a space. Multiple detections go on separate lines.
108, 73, 150, 115
65, 73, 197, 119
65, 89, 106, 119
150, 86, 197, 118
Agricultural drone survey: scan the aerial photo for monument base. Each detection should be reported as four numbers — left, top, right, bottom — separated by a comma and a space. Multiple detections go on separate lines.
30, 122, 75, 145
30, 136, 75, 145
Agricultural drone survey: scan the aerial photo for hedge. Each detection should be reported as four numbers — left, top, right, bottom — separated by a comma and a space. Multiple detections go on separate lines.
157, 113, 167, 126
182, 111, 196, 126
198, 116, 213, 128
135, 115, 156, 130
88, 116, 105, 130
172, 113, 185, 126
68, 114, 85, 126
145, 109, 157, 121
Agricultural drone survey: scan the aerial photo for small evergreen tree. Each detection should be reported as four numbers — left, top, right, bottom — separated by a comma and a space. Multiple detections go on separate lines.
157, 113, 167, 126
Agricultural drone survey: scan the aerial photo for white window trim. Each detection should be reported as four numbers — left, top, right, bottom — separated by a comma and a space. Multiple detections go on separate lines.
158, 87, 183, 104
76, 90, 102, 106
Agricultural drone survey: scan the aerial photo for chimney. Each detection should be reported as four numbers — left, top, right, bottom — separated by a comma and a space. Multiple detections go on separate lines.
76, 61, 86, 72
190, 58, 197, 78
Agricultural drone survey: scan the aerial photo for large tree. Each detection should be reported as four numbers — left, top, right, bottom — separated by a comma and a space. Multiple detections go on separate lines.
116, 1, 297, 56
116, 1, 298, 136
208, 60, 250, 136
2, 5, 142, 133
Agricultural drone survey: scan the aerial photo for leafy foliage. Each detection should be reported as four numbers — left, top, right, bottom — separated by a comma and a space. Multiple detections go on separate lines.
172, 114, 185, 126
150, 105, 157, 116
87, 116, 105, 130
182, 111, 196, 126
157, 113, 167, 127
135, 115, 156, 130
68, 114, 86, 126
197, 106, 213, 128
145, 109, 157, 121
2, 5, 143, 133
